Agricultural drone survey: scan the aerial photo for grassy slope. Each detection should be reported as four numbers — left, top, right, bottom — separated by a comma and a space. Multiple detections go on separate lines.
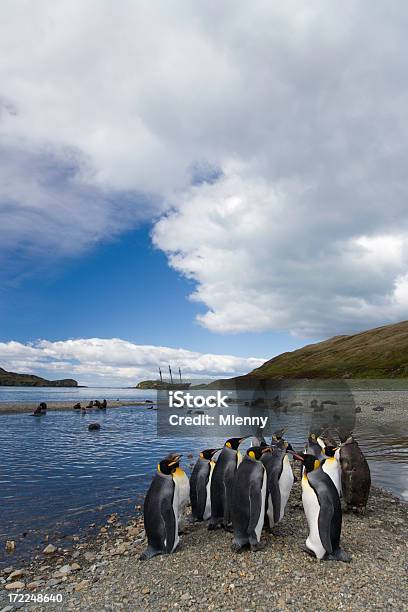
248, 320, 408, 379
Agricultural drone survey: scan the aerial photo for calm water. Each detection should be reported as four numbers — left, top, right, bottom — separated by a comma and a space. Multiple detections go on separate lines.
0, 387, 407, 565
0, 386, 155, 403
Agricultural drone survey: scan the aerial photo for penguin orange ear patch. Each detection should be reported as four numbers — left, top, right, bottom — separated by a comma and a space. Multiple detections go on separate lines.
226, 441, 232, 448
248, 450, 255, 459
314, 459, 320, 470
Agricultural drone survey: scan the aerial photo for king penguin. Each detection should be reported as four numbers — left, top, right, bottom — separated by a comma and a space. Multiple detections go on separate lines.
140, 453, 184, 560
338, 433, 371, 513
208, 437, 247, 530
296, 453, 351, 562
231, 446, 268, 552
321, 445, 342, 496
190, 448, 220, 521
262, 440, 294, 529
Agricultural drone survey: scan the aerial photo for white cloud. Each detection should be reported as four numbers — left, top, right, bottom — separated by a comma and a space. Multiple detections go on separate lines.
0, 338, 265, 386
153, 164, 408, 335
2, 2, 408, 334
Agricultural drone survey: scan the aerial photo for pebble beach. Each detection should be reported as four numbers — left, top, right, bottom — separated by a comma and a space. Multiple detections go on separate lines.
0, 485, 407, 612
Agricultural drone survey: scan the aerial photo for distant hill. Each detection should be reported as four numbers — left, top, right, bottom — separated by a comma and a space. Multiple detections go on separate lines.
135, 379, 191, 390
212, 321, 408, 386
0, 367, 78, 387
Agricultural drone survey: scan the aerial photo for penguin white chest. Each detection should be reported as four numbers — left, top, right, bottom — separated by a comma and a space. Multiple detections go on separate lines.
278, 456, 294, 521
173, 468, 190, 517
255, 468, 267, 542
204, 461, 215, 520
301, 476, 326, 560
322, 457, 342, 496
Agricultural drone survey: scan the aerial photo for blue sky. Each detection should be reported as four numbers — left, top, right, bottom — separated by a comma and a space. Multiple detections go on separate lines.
2, 3, 408, 384
0, 224, 308, 358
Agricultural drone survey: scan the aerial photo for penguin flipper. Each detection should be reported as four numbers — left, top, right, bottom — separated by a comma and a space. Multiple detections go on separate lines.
312, 474, 342, 554
195, 469, 209, 520
161, 497, 177, 554
317, 496, 334, 554
247, 482, 262, 536
268, 471, 281, 525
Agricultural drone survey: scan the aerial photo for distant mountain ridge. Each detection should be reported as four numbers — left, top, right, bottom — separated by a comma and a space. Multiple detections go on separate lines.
209, 321, 408, 387
0, 367, 78, 387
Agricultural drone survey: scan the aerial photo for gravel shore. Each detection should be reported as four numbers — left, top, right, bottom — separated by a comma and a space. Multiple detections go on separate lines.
1, 486, 406, 612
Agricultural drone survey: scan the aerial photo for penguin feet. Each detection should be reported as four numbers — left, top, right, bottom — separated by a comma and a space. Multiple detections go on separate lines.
139, 547, 162, 561
208, 522, 222, 531
301, 544, 316, 558
324, 548, 352, 563
231, 542, 247, 554
250, 542, 265, 552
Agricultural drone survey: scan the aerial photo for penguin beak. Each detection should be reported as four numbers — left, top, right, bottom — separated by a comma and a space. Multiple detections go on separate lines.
286, 450, 304, 461
168, 454, 182, 466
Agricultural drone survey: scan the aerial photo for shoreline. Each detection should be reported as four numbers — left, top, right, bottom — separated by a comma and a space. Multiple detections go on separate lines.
1, 486, 406, 611
0, 400, 154, 415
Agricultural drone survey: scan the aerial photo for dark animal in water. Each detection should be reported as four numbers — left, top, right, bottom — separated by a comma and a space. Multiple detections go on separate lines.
33, 402, 47, 416
88, 423, 101, 431
73, 403, 81, 410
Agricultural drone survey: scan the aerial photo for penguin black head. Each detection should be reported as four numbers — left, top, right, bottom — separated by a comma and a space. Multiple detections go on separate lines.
295, 453, 321, 473
272, 427, 286, 442
199, 448, 221, 460
225, 436, 247, 450
158, 453, 182, 475
246, 446, 266, 461
324, 445, 338, 457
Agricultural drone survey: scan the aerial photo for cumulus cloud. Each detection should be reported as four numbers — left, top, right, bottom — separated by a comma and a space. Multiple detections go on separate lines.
0, 338, 265, 386
2, 2, 408, 334
153, 164, 408, 335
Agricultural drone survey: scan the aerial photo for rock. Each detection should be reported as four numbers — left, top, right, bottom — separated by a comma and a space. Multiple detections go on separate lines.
141, 587, 150, 595
27, 580, 43, 590
5, 581, 25, 590
84, 552, 96, 562
3, 567, 13, 575
43, 544, 57, 554
113, 543, 129, 555
7, 569, 25, 581
47, 578, 62, 587
58, 564, 72, 575
107, 513, 117, 524
0, 606, 14, 612
71, 562, 81, 571
74, 580, 90, 592
5, 541, 15, 553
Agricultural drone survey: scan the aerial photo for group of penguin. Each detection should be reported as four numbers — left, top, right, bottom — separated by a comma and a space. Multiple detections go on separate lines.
140, 428, 371, 563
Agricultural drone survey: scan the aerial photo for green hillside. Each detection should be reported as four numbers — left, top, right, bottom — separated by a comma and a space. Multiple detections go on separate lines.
0, 367, 78, 387
249, 321, 408, 379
